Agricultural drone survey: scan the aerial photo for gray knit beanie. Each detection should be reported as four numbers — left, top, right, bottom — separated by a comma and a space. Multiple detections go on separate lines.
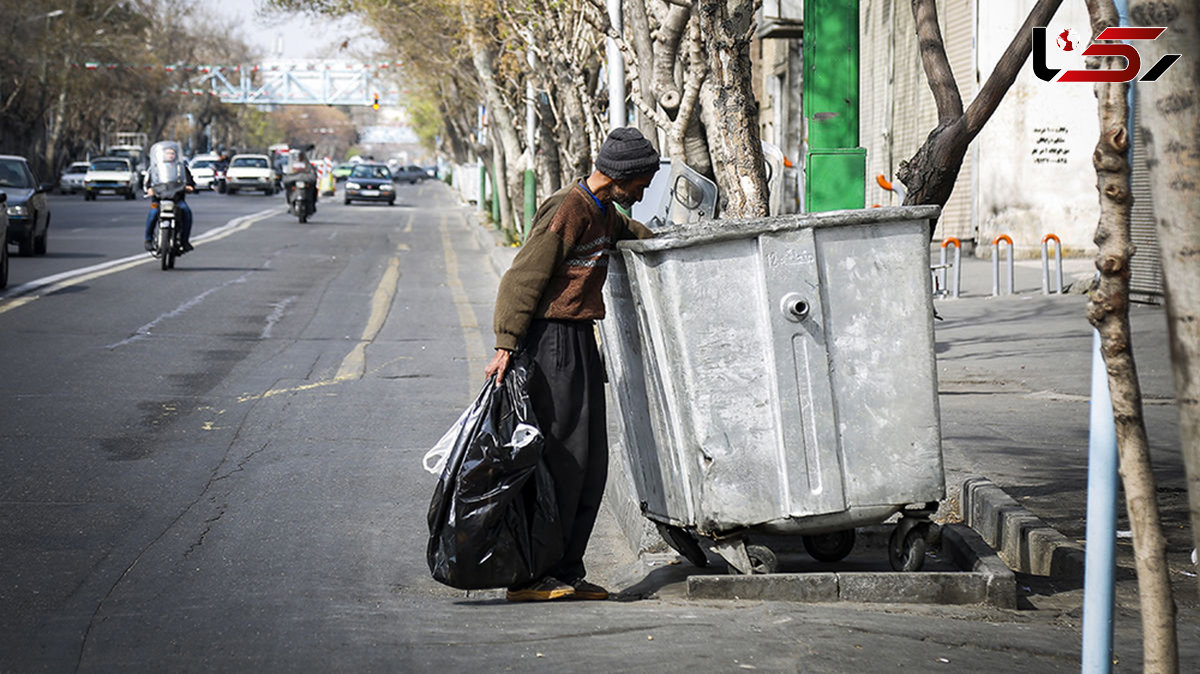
594, 127, 660, 179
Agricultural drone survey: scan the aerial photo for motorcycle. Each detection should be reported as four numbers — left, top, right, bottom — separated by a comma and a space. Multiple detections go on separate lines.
213, 165, 227, 194
287, 179, 316, 223
152, 197, 183, 269
145, 140, 190, 270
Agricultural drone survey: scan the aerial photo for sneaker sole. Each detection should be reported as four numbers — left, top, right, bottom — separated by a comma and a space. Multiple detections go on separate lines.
505, 587, 575, 602
569, 590, 609, 600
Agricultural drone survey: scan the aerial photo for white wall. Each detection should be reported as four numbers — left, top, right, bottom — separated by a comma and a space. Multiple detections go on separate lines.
975, 0, 1099, 258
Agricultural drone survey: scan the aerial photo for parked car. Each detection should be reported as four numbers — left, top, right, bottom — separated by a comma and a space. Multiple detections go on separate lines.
84, 157, 139, 200
392, 165, 430, 184
0, 194, 8, 289
331, 163, 354, 182
343, 163, 395, 205
1, 154, 52, 256
188, 154, 222, 190
226, 154, 276, 195
59, 161, 90, 194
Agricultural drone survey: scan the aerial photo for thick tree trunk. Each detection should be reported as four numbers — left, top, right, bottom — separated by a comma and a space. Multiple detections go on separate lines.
695, 0, 767, 218
554, 72, 593, 180
1128, 0, 1200, 591
488, 126, 515, 232
652, 5, 692, 119
625, 0, 660, 149
1084, 2, 1178, 671
464, 19, 524, 234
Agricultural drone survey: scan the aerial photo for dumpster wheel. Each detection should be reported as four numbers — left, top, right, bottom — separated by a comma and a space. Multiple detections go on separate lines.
745, 545, 779, 575
888, 520, 930, 572
655, 522, 708, 568
802, 529, 857, 562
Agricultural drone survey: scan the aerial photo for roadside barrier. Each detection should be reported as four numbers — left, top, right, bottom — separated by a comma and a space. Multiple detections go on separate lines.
934, 237, 961, 299
1041, 233, 1064, 294
992, 234, 1014, 296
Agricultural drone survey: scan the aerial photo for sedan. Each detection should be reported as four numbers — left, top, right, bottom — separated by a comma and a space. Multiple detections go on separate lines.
343, 164, 395, 205
0, 195, 8, 288
188, 154, 222, 190
392, 165, 430, 184
1, 154, 51, 256
59, 161, 90, 194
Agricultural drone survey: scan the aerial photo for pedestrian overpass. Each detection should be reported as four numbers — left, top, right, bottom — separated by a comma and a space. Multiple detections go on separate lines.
193, 60, 403, 107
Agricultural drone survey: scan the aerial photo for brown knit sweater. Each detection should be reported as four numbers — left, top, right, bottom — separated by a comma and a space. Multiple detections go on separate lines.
492, 182, 654, 351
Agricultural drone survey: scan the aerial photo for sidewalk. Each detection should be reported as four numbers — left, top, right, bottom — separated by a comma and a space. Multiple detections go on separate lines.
933, 254, 1196, 607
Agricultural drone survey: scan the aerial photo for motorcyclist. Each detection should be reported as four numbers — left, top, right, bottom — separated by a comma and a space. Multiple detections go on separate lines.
143, 141, 195, 253
282, 146, 318, 214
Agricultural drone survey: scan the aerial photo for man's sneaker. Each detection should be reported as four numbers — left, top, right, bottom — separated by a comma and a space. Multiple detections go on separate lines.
567, 578, 609, 600
505, 577, 575, 602
144, 240, 155, 252
180, 241, 194, 253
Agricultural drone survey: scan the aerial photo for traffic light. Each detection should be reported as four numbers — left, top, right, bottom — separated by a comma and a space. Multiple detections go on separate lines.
372, 93, 380, 110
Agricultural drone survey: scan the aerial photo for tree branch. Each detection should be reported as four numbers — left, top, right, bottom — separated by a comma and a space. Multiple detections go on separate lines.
912, 0, 963, 125
965, 0, 1064, 136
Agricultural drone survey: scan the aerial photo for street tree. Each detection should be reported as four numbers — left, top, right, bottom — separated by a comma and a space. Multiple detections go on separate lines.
1127, 0, 1200, 598
1081, 1, 1178, 670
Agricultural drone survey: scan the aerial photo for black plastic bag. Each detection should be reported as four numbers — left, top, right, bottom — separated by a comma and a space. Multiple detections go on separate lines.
425, 355, 563, 590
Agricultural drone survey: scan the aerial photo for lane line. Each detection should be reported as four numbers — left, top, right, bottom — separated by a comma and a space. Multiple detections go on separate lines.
106, 272, 254, 349
0, 208, 280, 315
335, 251, 402, 381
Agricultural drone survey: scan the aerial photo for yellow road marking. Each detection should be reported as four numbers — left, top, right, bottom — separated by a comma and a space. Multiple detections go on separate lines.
239, 242, 407, 403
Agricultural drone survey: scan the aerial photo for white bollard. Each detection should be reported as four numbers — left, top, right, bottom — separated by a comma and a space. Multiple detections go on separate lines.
1041, 234, 1064, 294
992, 234, 1014, 296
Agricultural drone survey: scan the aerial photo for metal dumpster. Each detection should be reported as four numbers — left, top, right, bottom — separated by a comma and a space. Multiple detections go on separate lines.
606, 206, 945, 574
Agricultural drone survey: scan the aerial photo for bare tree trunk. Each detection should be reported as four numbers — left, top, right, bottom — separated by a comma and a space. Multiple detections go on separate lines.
1084, 2, 1178, 671
488, 126, 515, 232
898, 0, 1064, 221
1128, 0, 1200, 591
652, 4, 692, 119
625, 0, 660, 149
463, 18, 524, 234
695, 0, 767, 218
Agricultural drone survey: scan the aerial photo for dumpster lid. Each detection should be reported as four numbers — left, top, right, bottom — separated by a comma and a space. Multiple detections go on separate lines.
618, 205, 941, 253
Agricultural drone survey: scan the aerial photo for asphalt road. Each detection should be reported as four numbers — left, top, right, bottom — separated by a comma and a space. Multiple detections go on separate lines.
0, 182, 1179, 672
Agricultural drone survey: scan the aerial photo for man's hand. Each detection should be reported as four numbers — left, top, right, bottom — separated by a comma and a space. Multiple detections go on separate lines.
185, 185, 194, 192
484, 349, 512, 385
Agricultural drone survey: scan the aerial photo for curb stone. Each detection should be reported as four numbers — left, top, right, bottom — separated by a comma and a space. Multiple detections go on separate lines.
960, 475, 1086, 581
685, 524, 1015, 608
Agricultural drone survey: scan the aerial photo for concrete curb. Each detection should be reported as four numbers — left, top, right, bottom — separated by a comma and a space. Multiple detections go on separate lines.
685, 524, 1015, 608
960, 476, 1086, 581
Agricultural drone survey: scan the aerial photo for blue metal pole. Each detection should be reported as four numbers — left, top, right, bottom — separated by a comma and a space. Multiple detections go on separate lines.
1082, 6, 1132, 671
1082, 329, 1119, 673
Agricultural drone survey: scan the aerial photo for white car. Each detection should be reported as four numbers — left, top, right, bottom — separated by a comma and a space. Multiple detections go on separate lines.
226, 154, 276, 195
59, 161, 90, 194
84, 157, 139, 200
188, 154, 221, 190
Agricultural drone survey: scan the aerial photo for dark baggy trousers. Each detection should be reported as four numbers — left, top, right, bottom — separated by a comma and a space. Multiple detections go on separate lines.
522, 319, 607, 583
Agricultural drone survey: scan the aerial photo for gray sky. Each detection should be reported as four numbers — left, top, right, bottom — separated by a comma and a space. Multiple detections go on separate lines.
204, 0, 375, 61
